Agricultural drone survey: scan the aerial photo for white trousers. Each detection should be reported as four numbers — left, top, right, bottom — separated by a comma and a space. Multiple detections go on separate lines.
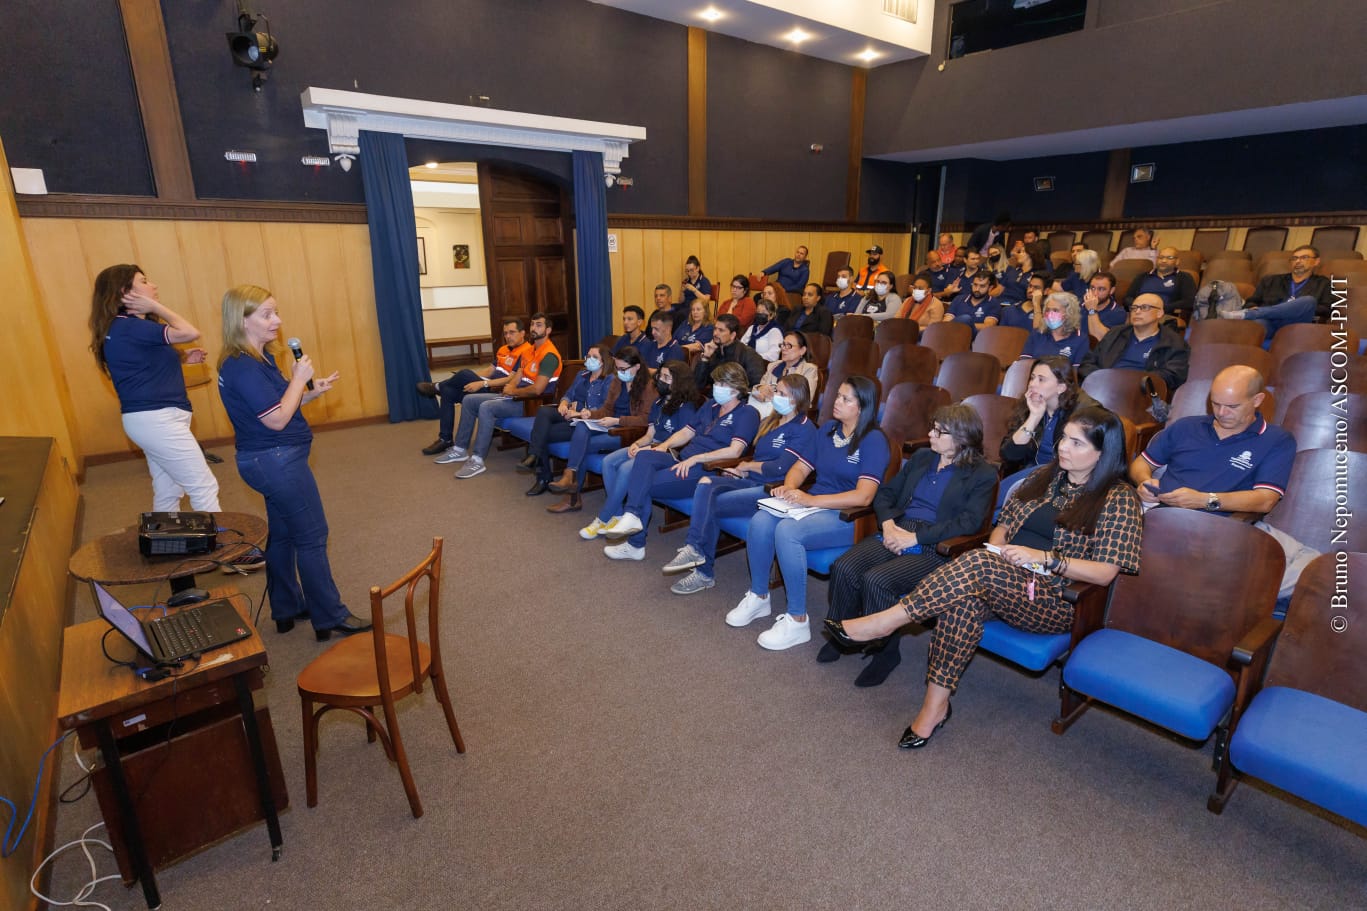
121, 407, 221, 512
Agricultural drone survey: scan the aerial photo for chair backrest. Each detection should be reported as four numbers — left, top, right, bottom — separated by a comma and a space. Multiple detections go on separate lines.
1270, 350, 1327, 421
879, 382, 950, 451
1242, 225, 1288, 257
1255, 251, 1293, 280
1110, 259, 1152, 290
1281, 392, 1367, 452
1186, 342, 1274, 385
1106, 510, 1284, 669
595, 334, 619, 355
1323, 258, 1367, 281
877, 343, 938, 393
934, 351, 1003, 402
1163, 379, 1276, 429
370, 537, 444, 700
1264, 449, 1367, 553
1310, 225, 1360, 252
970, 325, 1029, 370
1349, 285, 1367, 351
1048, 230, 1076, 252
1050, 250, 1073, 269
999, 357, 1034, 399
1187, 318, 1266, 349
804, 332, 832, 371
1264, 552, 1367, 711
1080, 368, 1157, 425
828, 336, 880, 378
1117, 229, 1136, 252
874, 317, 920, 357
833, 313, 876, 343
919, 320, 973, 362
1174, 249, 1204, 273
819, 371, 880, 424
1202, 260, 1255, 284
1268, 323, 1359, 385
821, 250, 851, 289
894, 272, 914, 299
1081, 230, 1113, 253
961, 393, 1017, 464
1207, 248, 1252, 263
1190, 229, 1230, 257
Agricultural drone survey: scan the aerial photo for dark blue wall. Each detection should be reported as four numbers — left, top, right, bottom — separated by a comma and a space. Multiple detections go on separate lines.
938, 152, 1109, 227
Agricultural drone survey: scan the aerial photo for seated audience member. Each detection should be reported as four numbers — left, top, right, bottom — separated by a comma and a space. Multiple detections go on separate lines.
580, 360, 702, 538
1017, 230, 1053, 278
998, 247, 1035, 302
680, 256, 713, 315
750, 330, 821, 418
717, 274, 757, 332
1109, 227, 1157, 267
944, 272, 1001, 332
898, 277, 944, 328
727, 376, 891, 651
856, 273, 902, 322
826, 267, 863, 318
1059, 249, 1099, 299
650, 283, 675, 319
951, 246, 968, 269
694, 313, 768, 390
826, 406, 1140, 748
545, 346, 656, 514
999, 356, 1099, 500
935, 233, 958, 265
1051, 241, 1087, 282
759, 283, 794, 330
523, 342, 617, 496
790, 282, 834, 337
1130, 365, 1295, 517
418, 317, 529, 456
1020, 292, 1090, 367
917, 250, 962, 297
1078, 293, 1190, 391
613, 305, 647, 354
761, 245, 811, 295
984, 244, 1009, 280
823, 404, 998, 686
999, 275, 1047, 330
1122, 247, 1196, 321
442, 312, 562, 479
1220, 245, 1334, 341
600, 363, 761, 560
740, 297, 785, 362
854, 245, 894, 292
1081, 271, 1127, 336
936, 250, 985, 302
665, 374, 818, 594
967, 213, 1011, 254
674, 298, 715, 351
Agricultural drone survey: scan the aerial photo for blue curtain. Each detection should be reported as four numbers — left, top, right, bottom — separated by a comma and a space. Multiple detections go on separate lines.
358, 130, 437, 422
573, 150, 612, 354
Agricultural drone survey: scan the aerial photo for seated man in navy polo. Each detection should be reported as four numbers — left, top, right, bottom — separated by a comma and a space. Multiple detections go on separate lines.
760, 245, 811, 295
1078, 293, 1190, 391
943, 272, 1001, 333
915, 250, 962, 297
638, 309, 683, 372
1081, 271, 1127, 337
936, 249, 985, 302
997, 274, 1045, 330
1220, 245, 1334, 342
1122, 246, 1197, 321
825, 266, 863, 319
1130, 365, 1295, 516
613, 305, 647, 354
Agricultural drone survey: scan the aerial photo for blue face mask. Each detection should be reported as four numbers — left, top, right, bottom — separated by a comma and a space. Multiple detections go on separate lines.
584, 357, 602, 372
712, 386, 737, 405
772, 394, 795, 416
1044, 314, 1066, 331
616, 369, 634, 383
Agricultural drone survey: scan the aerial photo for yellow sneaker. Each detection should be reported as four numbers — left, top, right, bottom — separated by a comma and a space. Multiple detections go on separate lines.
579, 518, 608, 540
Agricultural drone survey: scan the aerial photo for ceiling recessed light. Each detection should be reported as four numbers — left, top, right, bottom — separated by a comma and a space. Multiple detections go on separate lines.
856, 48, 882, 62
783, 27, 812, 44
424, 161, 439, 169
698, 7, 723, 23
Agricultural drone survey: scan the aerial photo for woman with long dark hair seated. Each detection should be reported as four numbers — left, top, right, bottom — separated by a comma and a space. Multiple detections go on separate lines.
998, 356, 1097, 505
826, 406, 1141, 749
822, 404, 998, 686
716, 274, 756, 332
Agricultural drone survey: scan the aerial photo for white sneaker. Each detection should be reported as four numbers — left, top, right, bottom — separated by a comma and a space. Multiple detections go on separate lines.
453, 457, 486, 479
604, 541, 645, 561
604, 512, 644, 538
579, 518, 608, 540
662, 544, 705, 575
757, 614, 811, 650
725, 592, 771, 627
434, 445, 469, 464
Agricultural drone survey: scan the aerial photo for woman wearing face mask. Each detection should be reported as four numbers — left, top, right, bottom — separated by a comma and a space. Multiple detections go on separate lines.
1020, 292, 1090, 368
739, 298, 785, 362
580, 360, 703, 539
664, 374, 817, 594
716, 274, 757, 332
544, 347, 656, 514
599, 363, 760, 561
986, 244, 1009, 278
857, 275, 902, 323
896, 277, 944, 329
790, 282, 834, 336
749, 330, 820, 418
827, 268, 863, 319
523, 343, 618, 496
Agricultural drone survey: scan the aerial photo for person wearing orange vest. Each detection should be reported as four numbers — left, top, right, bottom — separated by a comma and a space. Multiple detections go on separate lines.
853, 244, 894, 292
419, 318, 531, 455
445, 312, 563, 479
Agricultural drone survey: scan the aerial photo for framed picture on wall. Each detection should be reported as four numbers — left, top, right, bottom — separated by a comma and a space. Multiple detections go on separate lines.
453, 244, 471, 269
417, 237, 427, 275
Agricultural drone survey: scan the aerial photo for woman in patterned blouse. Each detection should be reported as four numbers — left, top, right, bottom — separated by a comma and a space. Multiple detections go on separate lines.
825, 405, 1142, 750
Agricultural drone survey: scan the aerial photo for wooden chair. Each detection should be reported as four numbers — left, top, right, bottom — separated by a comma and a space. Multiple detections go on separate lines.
1310, 225, 1360, 251
827, 336, 880, 379
1161, 380, 1276, 431
962, 393, 1016, 464
879, 382, 949, 453
1117, 229, 1137, 252
819, 372, 880, 424
1191, 229, 1230, 257
1208, 553, 1367, 825
833, 313, 875, 343
1255, 253, 1293, 281
970, 325, 1029, 371
1186, 342, 1274, 385
1080, 368, 1166, 426
1048, 230, 1076, 252
1081, 230, 1113, 253
1049, 250, 1072, 270
805, 332, 832, 372
1270, 351, 1365, 421
934, 351, 1002, 402
877, 343, 938, 395
894, 272, 914, 299
1350, 284, 1367, 355
1187, 319, 1266, 349
1262, 449, 1367, 553
1280, 393, 1367, 451
919, 321, 972, 363
1206, 249, 1252, 263
999, 358, 1034, 399
297, 538, 465, 818
821, 250, 851, 290
873, 317, 920, 358
1268, 323, 1359, 386
1174, 249, 1204, 273
1242, 226, 1288, 257
1322, 258, 1367, 281
1203, 260, 1255, 285
1109, 259, 1153, 291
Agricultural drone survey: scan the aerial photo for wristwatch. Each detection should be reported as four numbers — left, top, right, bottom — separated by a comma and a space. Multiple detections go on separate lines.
1206, 492, 1222, 511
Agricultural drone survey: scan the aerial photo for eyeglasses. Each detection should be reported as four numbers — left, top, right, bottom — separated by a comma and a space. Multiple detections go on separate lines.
1289, 253, 1316, 261
1131, 305, 1162, 313
780, 342, 799, 349
929, 426, 946, 436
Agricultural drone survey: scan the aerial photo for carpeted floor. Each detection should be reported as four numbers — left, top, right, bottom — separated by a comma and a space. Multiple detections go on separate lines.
43, 420, 1366, 910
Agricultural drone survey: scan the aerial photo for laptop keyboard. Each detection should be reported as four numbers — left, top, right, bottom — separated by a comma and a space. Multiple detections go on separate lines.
150, 608, 213, 656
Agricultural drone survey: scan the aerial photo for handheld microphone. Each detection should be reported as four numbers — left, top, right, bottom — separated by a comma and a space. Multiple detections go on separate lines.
286, 337, 314, 391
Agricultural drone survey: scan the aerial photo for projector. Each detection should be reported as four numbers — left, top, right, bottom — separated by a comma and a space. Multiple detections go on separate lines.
138, 512, 218, 557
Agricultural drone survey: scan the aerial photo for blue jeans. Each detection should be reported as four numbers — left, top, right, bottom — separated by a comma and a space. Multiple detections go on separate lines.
622, 450, 704, 548
454, 392, 524, 458
1247, 295, 1317, 343
685, 477, 766, 577
567, 425, 621, 491
597, 447, 637, 522
236, 444, 349, 630
436, 369, 482, 441
746, 508, 855, 618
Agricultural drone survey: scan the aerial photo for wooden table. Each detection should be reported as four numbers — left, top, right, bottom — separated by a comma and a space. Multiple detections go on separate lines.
57, 592, 286, 910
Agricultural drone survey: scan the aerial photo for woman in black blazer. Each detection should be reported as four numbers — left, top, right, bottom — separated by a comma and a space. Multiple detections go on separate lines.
822, 403, 997, 686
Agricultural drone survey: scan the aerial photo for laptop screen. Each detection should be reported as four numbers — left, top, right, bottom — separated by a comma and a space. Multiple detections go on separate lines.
92, 581, 155, 657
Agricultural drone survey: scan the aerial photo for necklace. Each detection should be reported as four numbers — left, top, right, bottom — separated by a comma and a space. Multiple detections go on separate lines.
832, 428, 851, 448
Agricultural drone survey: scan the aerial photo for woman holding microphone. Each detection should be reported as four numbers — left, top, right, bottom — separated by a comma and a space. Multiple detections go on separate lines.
216, 284, 370, 640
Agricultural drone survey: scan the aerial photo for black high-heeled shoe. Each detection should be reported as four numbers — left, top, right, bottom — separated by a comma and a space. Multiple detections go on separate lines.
898, 703, 952, 750
315, 614, 373, 641
823, 618, 866, 649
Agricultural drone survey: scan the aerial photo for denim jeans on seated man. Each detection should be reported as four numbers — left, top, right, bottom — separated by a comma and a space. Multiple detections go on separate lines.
1239, 295, 1318, 345
435, 369, 484, 441
453, 392, 524, 459
746, 508, 856, 619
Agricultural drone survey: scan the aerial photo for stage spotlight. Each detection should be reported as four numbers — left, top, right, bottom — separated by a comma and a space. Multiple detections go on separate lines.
227, 7, 278, 91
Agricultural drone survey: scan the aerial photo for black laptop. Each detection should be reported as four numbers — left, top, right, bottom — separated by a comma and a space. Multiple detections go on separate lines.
93, 581, 252, 664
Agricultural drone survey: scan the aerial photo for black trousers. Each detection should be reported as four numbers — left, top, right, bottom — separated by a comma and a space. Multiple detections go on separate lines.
826, 521, 946, 622
529, 406, 576, 481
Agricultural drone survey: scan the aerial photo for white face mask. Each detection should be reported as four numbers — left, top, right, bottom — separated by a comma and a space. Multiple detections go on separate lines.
874, 283, 890, 295
772, 394, 796, 416
836, 277, 849, 291
912, 289, 928, 302
584, 357, 602, 372
712, 386, 737, 405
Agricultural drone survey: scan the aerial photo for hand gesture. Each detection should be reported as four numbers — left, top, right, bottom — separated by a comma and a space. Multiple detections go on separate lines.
290, 353, 316, 387
120, 292, 160, 317
1024, 390, 1047, 421
182, 347, 209, 365
311, 371, 340, 395
701, 340, 718, 359
1082, 288, 1099, 311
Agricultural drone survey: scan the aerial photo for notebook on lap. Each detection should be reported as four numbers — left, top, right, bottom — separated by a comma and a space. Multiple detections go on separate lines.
93, 581, 252, 664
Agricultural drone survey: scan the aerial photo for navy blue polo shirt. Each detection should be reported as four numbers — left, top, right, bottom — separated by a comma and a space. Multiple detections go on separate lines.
799, 422, 891, 496
681, 402, 760, 460
674, 323, 714, 346
1128, 271, 1182, 307
999, 267, 1032, 302
924, 265, 962, 295
217, 351, 313, 451
1021, 329, 1090, 367
103, 315, 190, 414
762, 258, 810, 294
1113, 330, 1162, 371
903, 462, 956, 523
612, 331, 645, 355
998, 304, 1035, 331
1060, 273, 1087, 299
681, 274, 713, 307
825, 290, 863, 317
946, 293, 1002, 327
1092, 302, 1128, 330
648, 399, 698, 440
611, 380, 632, 416
645, 339, 684, 369
753, 415, 817, 481
1141, 413, 1295, 509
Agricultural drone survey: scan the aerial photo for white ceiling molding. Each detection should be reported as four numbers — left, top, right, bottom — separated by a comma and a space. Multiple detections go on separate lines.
301, 88, 647, 176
